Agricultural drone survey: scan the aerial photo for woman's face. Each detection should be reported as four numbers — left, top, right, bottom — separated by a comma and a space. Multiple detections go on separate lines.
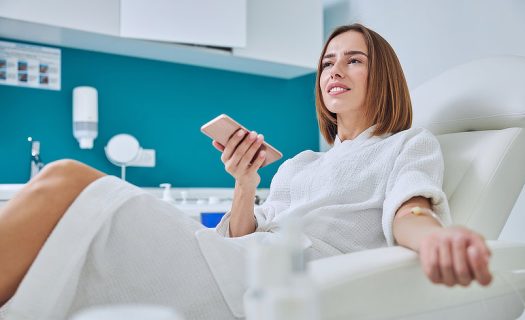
320, 31, 369, 118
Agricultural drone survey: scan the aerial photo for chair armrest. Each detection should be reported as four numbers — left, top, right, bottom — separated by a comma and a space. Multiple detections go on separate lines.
308, 241, 525, 320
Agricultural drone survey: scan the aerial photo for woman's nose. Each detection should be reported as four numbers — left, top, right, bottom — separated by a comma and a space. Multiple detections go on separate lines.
330, 62, 345, 79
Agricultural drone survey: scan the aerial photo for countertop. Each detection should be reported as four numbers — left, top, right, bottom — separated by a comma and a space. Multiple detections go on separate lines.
0, 183, 269, 220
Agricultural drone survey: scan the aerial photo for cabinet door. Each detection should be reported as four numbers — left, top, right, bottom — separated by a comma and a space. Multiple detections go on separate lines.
0, 0, 120, 36
233, 0, 323, 69
120, 0, 246, 48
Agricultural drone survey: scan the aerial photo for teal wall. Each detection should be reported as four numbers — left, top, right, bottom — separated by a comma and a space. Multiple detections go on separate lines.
0, 38, 319, 187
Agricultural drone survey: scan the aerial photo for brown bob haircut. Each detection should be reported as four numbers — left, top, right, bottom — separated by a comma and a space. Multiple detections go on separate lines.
315, 23, 412, 145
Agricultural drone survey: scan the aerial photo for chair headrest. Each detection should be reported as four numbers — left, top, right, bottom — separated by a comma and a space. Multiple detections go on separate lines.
411, 56, 525, 135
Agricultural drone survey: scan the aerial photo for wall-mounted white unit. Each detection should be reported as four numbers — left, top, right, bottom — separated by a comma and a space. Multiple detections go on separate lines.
0, 0, 323, 78
234, 0, 323, 70
120, 0, 246, 48
0, 0, 119, 36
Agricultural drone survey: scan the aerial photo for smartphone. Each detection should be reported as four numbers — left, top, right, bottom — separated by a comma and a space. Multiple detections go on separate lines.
201, 114, 283, 167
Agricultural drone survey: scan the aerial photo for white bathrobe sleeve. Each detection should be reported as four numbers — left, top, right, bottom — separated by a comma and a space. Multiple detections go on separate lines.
382, 128, 452, 246
215, 159, 293, 237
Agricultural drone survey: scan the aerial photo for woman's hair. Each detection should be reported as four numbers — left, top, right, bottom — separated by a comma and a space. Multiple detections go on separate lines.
315, 23, 412, 145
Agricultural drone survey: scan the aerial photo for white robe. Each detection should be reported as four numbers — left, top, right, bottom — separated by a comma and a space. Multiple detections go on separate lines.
197, 126, 451, 315
2, 126, 451, 320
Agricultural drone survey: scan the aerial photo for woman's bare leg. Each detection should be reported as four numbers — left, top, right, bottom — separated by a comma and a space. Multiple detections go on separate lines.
0, 159, 105, 305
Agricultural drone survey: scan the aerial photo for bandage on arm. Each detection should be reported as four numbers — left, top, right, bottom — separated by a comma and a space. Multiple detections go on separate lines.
411, 206, 445, 227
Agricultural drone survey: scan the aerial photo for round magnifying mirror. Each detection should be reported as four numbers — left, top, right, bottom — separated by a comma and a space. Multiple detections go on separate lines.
105, 134, 140, 165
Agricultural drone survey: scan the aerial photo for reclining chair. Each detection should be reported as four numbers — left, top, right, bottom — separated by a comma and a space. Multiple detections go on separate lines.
310, 56, 525, 320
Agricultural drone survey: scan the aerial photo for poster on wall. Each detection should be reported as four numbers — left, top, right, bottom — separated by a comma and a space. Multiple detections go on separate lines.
0, 40, 61, 91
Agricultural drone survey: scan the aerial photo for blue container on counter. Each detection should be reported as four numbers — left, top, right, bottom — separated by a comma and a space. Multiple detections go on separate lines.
200, 212, 226, 228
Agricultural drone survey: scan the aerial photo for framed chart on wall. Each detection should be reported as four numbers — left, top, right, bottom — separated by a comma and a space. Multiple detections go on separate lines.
0, 40, 61, 91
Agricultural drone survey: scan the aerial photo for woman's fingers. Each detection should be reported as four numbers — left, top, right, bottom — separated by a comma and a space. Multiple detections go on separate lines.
467, 245, 492, 286
229, 131, 258, 167
239, 134, 264, 168
451, 234, 473, 286
221, 129, 247, 163
469, 233, 492, 260
420, 241, 442, 284
439, 239, 457, 286
224, 131, 265, 176
248, 150, 266, 172
420, 227, 492, 287
212, 140, 225, 152
464, 231, 491, 286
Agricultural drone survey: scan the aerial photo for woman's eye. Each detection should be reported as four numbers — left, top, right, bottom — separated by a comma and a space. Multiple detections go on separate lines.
349, 59, 360, 64
321, 62, 333, 69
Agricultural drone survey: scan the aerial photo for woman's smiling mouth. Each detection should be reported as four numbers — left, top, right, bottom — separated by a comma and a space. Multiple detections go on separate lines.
328, 84, 352, 95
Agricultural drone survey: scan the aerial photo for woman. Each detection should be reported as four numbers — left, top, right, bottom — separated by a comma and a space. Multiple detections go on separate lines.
0, 24, 491, 319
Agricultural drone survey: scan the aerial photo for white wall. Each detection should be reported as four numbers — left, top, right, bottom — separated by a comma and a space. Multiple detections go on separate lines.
321, 0, 525, 244
323, 0, 525, 88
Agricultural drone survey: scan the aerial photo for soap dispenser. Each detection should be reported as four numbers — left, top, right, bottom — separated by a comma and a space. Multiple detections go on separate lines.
159, 183, 175, 204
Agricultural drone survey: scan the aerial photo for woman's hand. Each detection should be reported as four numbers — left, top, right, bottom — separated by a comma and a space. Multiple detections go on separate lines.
418, 226, 492, 287
212, 129, 267, 189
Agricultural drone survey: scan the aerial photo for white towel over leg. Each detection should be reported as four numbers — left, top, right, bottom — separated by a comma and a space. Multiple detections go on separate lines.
5, 176, 236, 320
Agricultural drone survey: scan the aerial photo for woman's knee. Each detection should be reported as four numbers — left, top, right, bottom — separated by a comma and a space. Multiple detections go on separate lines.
39, 159, 83, 177
34, 159, 105, 189
40, 159, 103, 178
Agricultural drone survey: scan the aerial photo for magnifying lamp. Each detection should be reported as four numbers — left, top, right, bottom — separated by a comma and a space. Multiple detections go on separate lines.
105, 134, 156, 180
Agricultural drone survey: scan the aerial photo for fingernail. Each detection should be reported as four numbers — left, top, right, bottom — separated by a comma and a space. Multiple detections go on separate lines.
257, 134, 264, 141
237, 130, 244, 137
259, 150, 266, 158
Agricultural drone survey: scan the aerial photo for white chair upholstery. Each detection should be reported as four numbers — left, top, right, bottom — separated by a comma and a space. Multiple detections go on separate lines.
413, 55, 525, 240
309, 56, 525, 320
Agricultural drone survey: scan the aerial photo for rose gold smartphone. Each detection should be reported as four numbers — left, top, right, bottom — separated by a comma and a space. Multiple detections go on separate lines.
201, 114, 283, 167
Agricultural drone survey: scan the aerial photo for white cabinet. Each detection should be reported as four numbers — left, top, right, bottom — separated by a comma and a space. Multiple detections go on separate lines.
0, 0, 119, 36
0, 0, 323, 78
120, 0, 246, 48
234, 0, 323, 70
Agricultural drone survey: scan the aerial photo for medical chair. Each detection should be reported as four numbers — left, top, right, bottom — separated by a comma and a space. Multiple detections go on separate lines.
309, 56, 525, 320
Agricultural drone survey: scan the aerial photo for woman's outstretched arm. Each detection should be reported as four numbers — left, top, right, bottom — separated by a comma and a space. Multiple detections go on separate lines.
393, 196, 492, 287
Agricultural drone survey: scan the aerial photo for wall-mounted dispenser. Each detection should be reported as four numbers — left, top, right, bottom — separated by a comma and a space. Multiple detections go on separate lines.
73, 86, 98, 149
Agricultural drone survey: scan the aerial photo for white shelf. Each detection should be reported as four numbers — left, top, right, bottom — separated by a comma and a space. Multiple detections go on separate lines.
0, 183, 269, 202
0, 184, 269, 224
120, 0, 247, 48
0, 17, 315, 79
0, 184, 25, 201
